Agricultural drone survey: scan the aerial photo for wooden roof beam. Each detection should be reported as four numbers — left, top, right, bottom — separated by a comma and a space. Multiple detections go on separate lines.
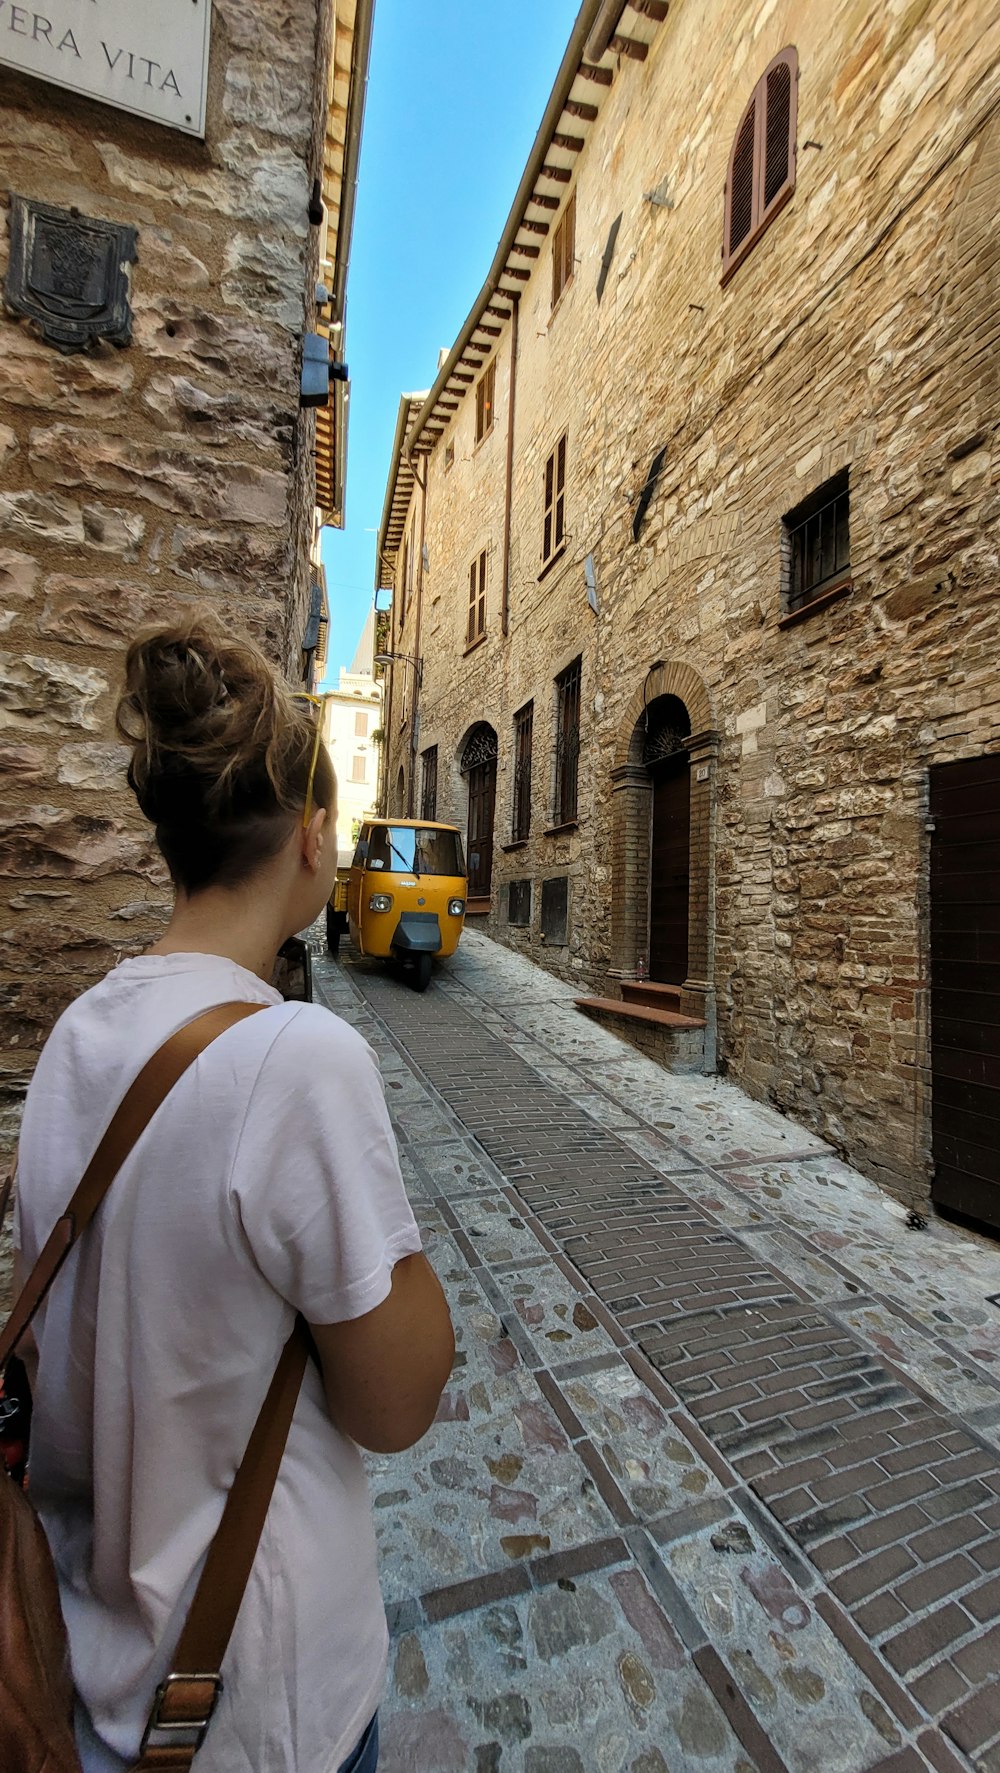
541, 163, 572, 182
564, 98, 598, 121
530, 192, 561, 210
578, 62, 614, 84
504, 266, 531, 281
511, 241, 541, 258
629, 0, 668, 20
611, 33, 648, 58
552, 131, 585, 152
486, 304, 512, 319
522, 217, 551, 236
476, 322, 502, 336
451, 370, 474, 383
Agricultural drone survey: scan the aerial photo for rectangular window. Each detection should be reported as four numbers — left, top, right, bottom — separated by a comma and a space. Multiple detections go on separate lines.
354, 711, 368, 738
554, 658, 581, 826
552, 191, 576, 308
540, 875, 569, 945
508, 879, 531, 927
467, 549, 487, 645
783, 468, 851, 614
421, 745, 438, 821
512, 701, 533, 841
542, 434, 567, 567
350, 754, 366, 783
475, 359, 496, 444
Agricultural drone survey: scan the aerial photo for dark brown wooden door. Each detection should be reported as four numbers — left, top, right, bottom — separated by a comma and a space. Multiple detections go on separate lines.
649, 756, 689, 983
467, 759, 496, 898
930, 753, 1000, 1234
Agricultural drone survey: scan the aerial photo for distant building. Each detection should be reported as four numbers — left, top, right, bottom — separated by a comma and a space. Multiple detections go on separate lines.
322, 607, 382, 860
376, 1, 1000, 1228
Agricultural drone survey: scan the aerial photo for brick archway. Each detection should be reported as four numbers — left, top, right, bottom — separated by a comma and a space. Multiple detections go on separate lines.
609, 661, 718, 1062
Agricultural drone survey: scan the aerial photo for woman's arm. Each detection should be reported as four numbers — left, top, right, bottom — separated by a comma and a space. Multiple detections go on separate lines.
309, 1251, 454, 1453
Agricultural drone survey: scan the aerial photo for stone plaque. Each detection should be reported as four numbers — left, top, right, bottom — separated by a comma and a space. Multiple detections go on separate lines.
0, 0, 212, 137
5, 195, 137, 352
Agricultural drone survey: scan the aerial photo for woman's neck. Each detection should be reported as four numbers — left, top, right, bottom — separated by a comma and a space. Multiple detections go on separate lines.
149, 888, 286, 983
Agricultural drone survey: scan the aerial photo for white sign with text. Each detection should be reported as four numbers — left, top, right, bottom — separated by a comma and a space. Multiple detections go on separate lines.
0, 0, 212, 137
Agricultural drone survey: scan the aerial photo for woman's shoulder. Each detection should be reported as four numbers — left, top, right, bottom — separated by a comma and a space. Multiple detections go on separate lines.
251, 1001, 377, 1082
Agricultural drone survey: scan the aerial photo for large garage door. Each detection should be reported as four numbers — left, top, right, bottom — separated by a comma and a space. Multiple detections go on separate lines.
930, 753, 1000, 1233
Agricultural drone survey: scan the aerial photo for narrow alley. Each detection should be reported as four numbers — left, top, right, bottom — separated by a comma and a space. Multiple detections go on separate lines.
314, 934, 1000, 1773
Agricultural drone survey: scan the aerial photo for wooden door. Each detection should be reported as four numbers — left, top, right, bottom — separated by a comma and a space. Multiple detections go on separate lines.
467, 759, 496, 898
649, 756, 690, 983
930, 754, 1000, 1233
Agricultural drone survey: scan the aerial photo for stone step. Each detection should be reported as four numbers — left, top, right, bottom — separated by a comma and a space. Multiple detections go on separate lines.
620, 980, 683, 1011
574, 996, 705, 1032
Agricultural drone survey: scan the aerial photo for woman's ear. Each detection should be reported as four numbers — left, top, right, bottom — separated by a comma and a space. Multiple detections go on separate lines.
302, 805, 328, 873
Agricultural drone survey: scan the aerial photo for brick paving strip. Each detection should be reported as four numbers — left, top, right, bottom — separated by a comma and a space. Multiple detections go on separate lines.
313, 941, 1000, 1773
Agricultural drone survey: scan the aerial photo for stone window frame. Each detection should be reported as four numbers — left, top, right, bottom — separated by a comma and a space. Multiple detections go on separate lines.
467, 548, 488, 648
475, 359, 496, 445
420, 745, 438, 821
541, 432, 568, 572
552, 656, 582, 829
512, 700, 534, 842
552, 191, 577, 309
779, 466, 852, 626
722, 47, 798, 286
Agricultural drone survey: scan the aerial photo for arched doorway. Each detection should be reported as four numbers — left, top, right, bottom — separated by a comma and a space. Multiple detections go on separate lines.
644, 695, 692, 983
460, 723, 498, 899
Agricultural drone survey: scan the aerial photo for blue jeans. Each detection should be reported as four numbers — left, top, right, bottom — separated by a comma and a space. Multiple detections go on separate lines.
338, 1713, 379, 1773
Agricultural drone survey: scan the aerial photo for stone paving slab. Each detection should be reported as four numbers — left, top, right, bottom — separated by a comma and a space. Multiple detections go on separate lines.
311, 931, 1000, 1773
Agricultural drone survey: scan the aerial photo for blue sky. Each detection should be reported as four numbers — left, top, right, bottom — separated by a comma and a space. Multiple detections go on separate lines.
319, 0, 581, 685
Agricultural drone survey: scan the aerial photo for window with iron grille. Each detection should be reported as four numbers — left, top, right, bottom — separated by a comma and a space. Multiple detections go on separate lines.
467, 550, 487, 645
475, 360, 496, 444
354, 710, 368, 738
421, 745, 438, 821
722, 47, 798, 284
552, 192, 576, 308
783, 468, 850, 614
512, 701, 533, 841
542, 434, 567, 567
554, 658, 581, 826
350, 754, 366, 783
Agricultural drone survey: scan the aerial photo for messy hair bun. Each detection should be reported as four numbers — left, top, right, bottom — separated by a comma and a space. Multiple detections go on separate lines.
116, 612, 333, 892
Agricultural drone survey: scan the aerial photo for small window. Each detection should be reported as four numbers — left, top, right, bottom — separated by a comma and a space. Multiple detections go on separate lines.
540, 876, 569, 945
554, 658, 581, 826
552, 192, 576, 308
513, 701, 533, 841
350, 754, 366, 783
467, 549, 487, 645
722, 47, 798, 283
508, 879, 531, 927
421, 745, 438, 821
354, 711, 368, 738
475, 360, 496, 444
783, 468, 850, 615
542, 434, 567, 567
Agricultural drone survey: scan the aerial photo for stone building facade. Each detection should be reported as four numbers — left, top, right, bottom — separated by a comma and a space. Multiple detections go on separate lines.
0, 1, 372, 1190
378, 0, 1000, 1220
321, 605, 382, 857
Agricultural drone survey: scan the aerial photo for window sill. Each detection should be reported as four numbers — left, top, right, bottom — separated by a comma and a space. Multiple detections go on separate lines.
538, 543, 568, 583
465, 896, 492, 916
720, 184, 794, 288
463, 632, 488, 657
543, 819, 578, 836
501, 838, 530, 852
778, 578, 853, 630
472, 424, 496, 457
549, 273, 575, 326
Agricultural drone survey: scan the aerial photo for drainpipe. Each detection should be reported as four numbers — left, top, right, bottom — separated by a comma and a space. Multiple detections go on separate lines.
584, 0, 629, 64
382, 587, 396, 816
409, 460, 428, 818
501, 293, 520, 638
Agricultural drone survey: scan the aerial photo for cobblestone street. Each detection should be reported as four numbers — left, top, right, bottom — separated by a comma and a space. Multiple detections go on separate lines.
313, 933, 1000, 1773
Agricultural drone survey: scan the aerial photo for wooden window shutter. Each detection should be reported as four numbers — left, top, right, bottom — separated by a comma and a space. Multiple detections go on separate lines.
728, 102, 756, 258
467, 559, 477, 644
764, 57, 793, 209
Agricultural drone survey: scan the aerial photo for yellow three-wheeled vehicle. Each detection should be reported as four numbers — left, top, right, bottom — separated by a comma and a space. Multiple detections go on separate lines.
328, 819, 467, 991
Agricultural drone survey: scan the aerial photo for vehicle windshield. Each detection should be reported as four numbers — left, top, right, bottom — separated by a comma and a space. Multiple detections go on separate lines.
365, 825, 466, 877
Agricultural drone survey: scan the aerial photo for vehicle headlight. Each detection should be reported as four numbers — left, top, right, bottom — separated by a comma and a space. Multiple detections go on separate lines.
448, 898, 465, 917
369, 893, 393, 912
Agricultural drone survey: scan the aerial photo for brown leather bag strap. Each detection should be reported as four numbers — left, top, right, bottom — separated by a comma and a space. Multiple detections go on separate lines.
0, 1001, 265, 1369
133, 1318, 312, 1771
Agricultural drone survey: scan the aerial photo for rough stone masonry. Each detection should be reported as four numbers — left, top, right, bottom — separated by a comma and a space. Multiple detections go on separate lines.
0, 0, 358, 1209
379, 0, 1000, 1220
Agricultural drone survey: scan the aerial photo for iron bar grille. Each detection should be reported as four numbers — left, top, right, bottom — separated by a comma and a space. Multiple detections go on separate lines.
786, 470, 850, 612
554, 658, 581, 825
513, 702, 533, 840
420, 746, 438, 821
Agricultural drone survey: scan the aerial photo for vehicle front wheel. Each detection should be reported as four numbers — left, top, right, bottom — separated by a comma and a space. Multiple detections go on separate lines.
412, 952, 433, 993
325, 906, 342, 955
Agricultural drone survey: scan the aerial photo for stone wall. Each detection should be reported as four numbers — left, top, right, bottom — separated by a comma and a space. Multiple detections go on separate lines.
0, 2, 336, 1227
384, 0, 1000, 1212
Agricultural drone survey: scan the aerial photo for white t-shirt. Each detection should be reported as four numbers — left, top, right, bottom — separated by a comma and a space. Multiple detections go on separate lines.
14, 951, 422, 1773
